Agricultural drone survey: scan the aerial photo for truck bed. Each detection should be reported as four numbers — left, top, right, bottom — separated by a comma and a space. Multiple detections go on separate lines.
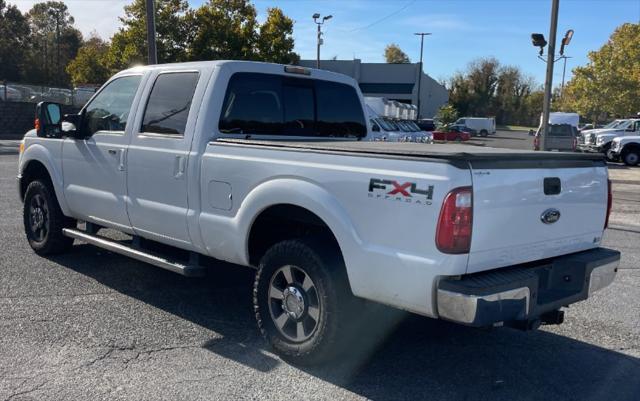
215, 139, 605, 169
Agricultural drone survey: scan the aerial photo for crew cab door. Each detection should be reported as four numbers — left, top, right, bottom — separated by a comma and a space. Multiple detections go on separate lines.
126, 70, 202, 247
62, 74, 144, 231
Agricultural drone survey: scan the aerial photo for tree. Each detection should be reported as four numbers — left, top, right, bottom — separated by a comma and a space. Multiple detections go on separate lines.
563, 23, 640, 122
436, 104, 459, 126
384, 43, 410, 64
0, 0, 30, 81
106, 0, 190, 70
25, 1, 82, 85
256, 7, 298, 64
66, 35, 111, 86
186, 0, 259, 61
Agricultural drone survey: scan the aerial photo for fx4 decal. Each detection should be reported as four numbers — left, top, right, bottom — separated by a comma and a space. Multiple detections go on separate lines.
368, 178, 434, 205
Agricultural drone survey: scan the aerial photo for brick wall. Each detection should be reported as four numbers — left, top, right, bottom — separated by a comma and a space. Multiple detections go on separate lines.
0, 102, 79, 139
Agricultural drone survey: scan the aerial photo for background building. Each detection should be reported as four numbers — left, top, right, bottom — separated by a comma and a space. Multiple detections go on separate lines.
299, 59, 449, 118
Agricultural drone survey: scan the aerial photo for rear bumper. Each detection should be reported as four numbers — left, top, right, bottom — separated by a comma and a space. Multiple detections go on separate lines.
436, 248, 620, 327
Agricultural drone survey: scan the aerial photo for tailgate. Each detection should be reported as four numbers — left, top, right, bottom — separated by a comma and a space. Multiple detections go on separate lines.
467, 162, 608, 274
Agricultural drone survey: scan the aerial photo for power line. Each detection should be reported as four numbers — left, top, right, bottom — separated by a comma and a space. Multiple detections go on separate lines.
349, 0, 417, 33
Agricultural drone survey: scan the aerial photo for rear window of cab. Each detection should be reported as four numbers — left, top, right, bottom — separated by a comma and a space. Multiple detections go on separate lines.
219, 72, 366, 138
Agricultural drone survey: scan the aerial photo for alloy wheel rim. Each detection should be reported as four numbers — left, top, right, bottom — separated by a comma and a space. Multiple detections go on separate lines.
29, 194, 49, 242
268, 265, 321, 342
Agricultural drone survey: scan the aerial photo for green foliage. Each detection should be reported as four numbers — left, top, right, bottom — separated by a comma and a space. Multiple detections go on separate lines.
24, 1, 82, 86
66, 36, 111, 85
436, 104, 459, 125
384, 43, 410, 64
447, 57, 539, 126
563, 23, 640, 122
106, 0, 191, 70
256, 8, 299, 64
0, 0, 30, 81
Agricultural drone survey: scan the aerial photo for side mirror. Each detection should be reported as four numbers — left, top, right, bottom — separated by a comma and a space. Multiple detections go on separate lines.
35, 102, 63, 137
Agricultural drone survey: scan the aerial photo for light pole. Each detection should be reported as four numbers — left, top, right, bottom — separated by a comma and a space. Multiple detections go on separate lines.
560, 55, 572, 98
414, 32, 431, 120
146, 0, 157, 65
540, 0, 560, 152
313, 13, 332, 69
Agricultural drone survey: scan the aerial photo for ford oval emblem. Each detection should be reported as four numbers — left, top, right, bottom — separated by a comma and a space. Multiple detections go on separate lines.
541, 208, 561, 224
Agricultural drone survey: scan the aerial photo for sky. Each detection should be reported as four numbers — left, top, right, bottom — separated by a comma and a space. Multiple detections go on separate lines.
13, 0, 640, 86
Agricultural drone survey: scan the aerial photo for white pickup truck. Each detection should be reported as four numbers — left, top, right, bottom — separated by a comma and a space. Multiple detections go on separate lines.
17, 61, 620, 365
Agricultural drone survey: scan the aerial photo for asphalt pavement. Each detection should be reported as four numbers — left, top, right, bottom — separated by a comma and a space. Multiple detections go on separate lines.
1, 139, 639, 400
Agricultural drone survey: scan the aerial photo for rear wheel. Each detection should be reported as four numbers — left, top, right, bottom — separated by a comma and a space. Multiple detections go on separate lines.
480, 129, 488, 137
622, 149, 640, 166
253, 238, 357, 365
23, 180, 75, 255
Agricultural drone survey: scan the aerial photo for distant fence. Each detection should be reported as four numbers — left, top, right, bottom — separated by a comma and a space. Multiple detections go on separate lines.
0, 100, 80, 139
0, 81, 97, 108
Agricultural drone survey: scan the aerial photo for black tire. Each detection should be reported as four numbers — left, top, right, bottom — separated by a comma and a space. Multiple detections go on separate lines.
606, 149, 619, 162
253, 238, 358, 365
622, 150, 640, 166
480, 129, 488, 137
23, 180, 75, 255
601, 142, 612, 156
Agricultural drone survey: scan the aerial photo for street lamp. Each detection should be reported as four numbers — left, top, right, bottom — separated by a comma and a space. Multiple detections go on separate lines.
313, 13, 332, 69
414, 32, 431, 120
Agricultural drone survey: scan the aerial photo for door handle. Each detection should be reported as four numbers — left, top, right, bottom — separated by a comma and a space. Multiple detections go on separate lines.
174, 155, 186, 179
107, 149, 117, 155
118, 149, 126, 171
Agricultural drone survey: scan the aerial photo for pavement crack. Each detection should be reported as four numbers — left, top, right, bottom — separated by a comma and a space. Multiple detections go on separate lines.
5, 379, 49, 401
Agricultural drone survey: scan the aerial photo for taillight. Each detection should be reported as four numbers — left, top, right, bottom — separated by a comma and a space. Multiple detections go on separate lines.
572, 137, 577, 151
605, 178, 612, 229
436, 187, 473, 254
34, 118, 40, 131
533, 136, 540, 151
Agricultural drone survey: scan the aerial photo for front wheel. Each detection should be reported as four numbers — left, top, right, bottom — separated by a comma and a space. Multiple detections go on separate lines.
253, 239, 356, 365
23, 180, 75, 255
622, 150, 640, 166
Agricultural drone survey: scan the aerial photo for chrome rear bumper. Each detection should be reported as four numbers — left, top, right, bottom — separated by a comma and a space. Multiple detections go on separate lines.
436, 248, 620, 327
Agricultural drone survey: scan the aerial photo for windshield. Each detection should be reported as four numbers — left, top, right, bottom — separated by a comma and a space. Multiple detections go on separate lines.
375, 118, 395, 132
603, 120, 625, 129
615, 120, 632, 130
404, 121, 421, 132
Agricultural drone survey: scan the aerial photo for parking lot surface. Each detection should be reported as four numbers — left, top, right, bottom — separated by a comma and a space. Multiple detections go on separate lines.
1, 142, 639, 400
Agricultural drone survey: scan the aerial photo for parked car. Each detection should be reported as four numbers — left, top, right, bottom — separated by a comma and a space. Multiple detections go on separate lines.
416, 119, 436, 132
18, 61, 619, 365
368, 117, 404, 142
396, 120, 433, 143
578, 119, 640, 156
453, 117, 496, 137
534, 124, 578, 151
0, 85, 23, 101
608, 136, 640, 166
72, 87, 97, 106
432, 125, 472, 141
534, 112, 580, 151
43, 88, 72, 105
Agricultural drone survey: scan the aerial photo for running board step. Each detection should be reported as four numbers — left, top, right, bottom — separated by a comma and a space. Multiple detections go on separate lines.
62, 228, 206, 277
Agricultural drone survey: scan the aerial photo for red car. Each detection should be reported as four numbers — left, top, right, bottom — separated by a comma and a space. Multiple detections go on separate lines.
432, 126, 472, 141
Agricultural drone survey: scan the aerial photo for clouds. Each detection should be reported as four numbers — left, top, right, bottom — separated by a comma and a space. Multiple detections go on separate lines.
13, 0, 128, 39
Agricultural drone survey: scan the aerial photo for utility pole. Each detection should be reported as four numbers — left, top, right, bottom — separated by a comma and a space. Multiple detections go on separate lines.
414, 32, 431, 120
146, 0, 157, 65
313, 13, 332, 69
540, 0, 560, 152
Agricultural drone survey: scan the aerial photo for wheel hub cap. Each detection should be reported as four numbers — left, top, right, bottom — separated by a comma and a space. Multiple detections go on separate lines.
282, 286, 305, 319
32, 208, 44, 228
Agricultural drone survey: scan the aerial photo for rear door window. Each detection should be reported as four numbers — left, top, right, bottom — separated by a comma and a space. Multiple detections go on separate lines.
141, 72, 200, 137
316, 80, 366, 137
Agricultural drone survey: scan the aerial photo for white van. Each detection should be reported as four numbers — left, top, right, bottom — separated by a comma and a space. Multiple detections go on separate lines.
454, 117, 496, 137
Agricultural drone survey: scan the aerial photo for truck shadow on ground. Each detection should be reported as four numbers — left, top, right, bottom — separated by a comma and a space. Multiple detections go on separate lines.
49, 244, 640, 401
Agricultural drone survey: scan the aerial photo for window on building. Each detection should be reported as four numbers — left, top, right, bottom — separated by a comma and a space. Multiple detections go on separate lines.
141, 72, 200, 137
